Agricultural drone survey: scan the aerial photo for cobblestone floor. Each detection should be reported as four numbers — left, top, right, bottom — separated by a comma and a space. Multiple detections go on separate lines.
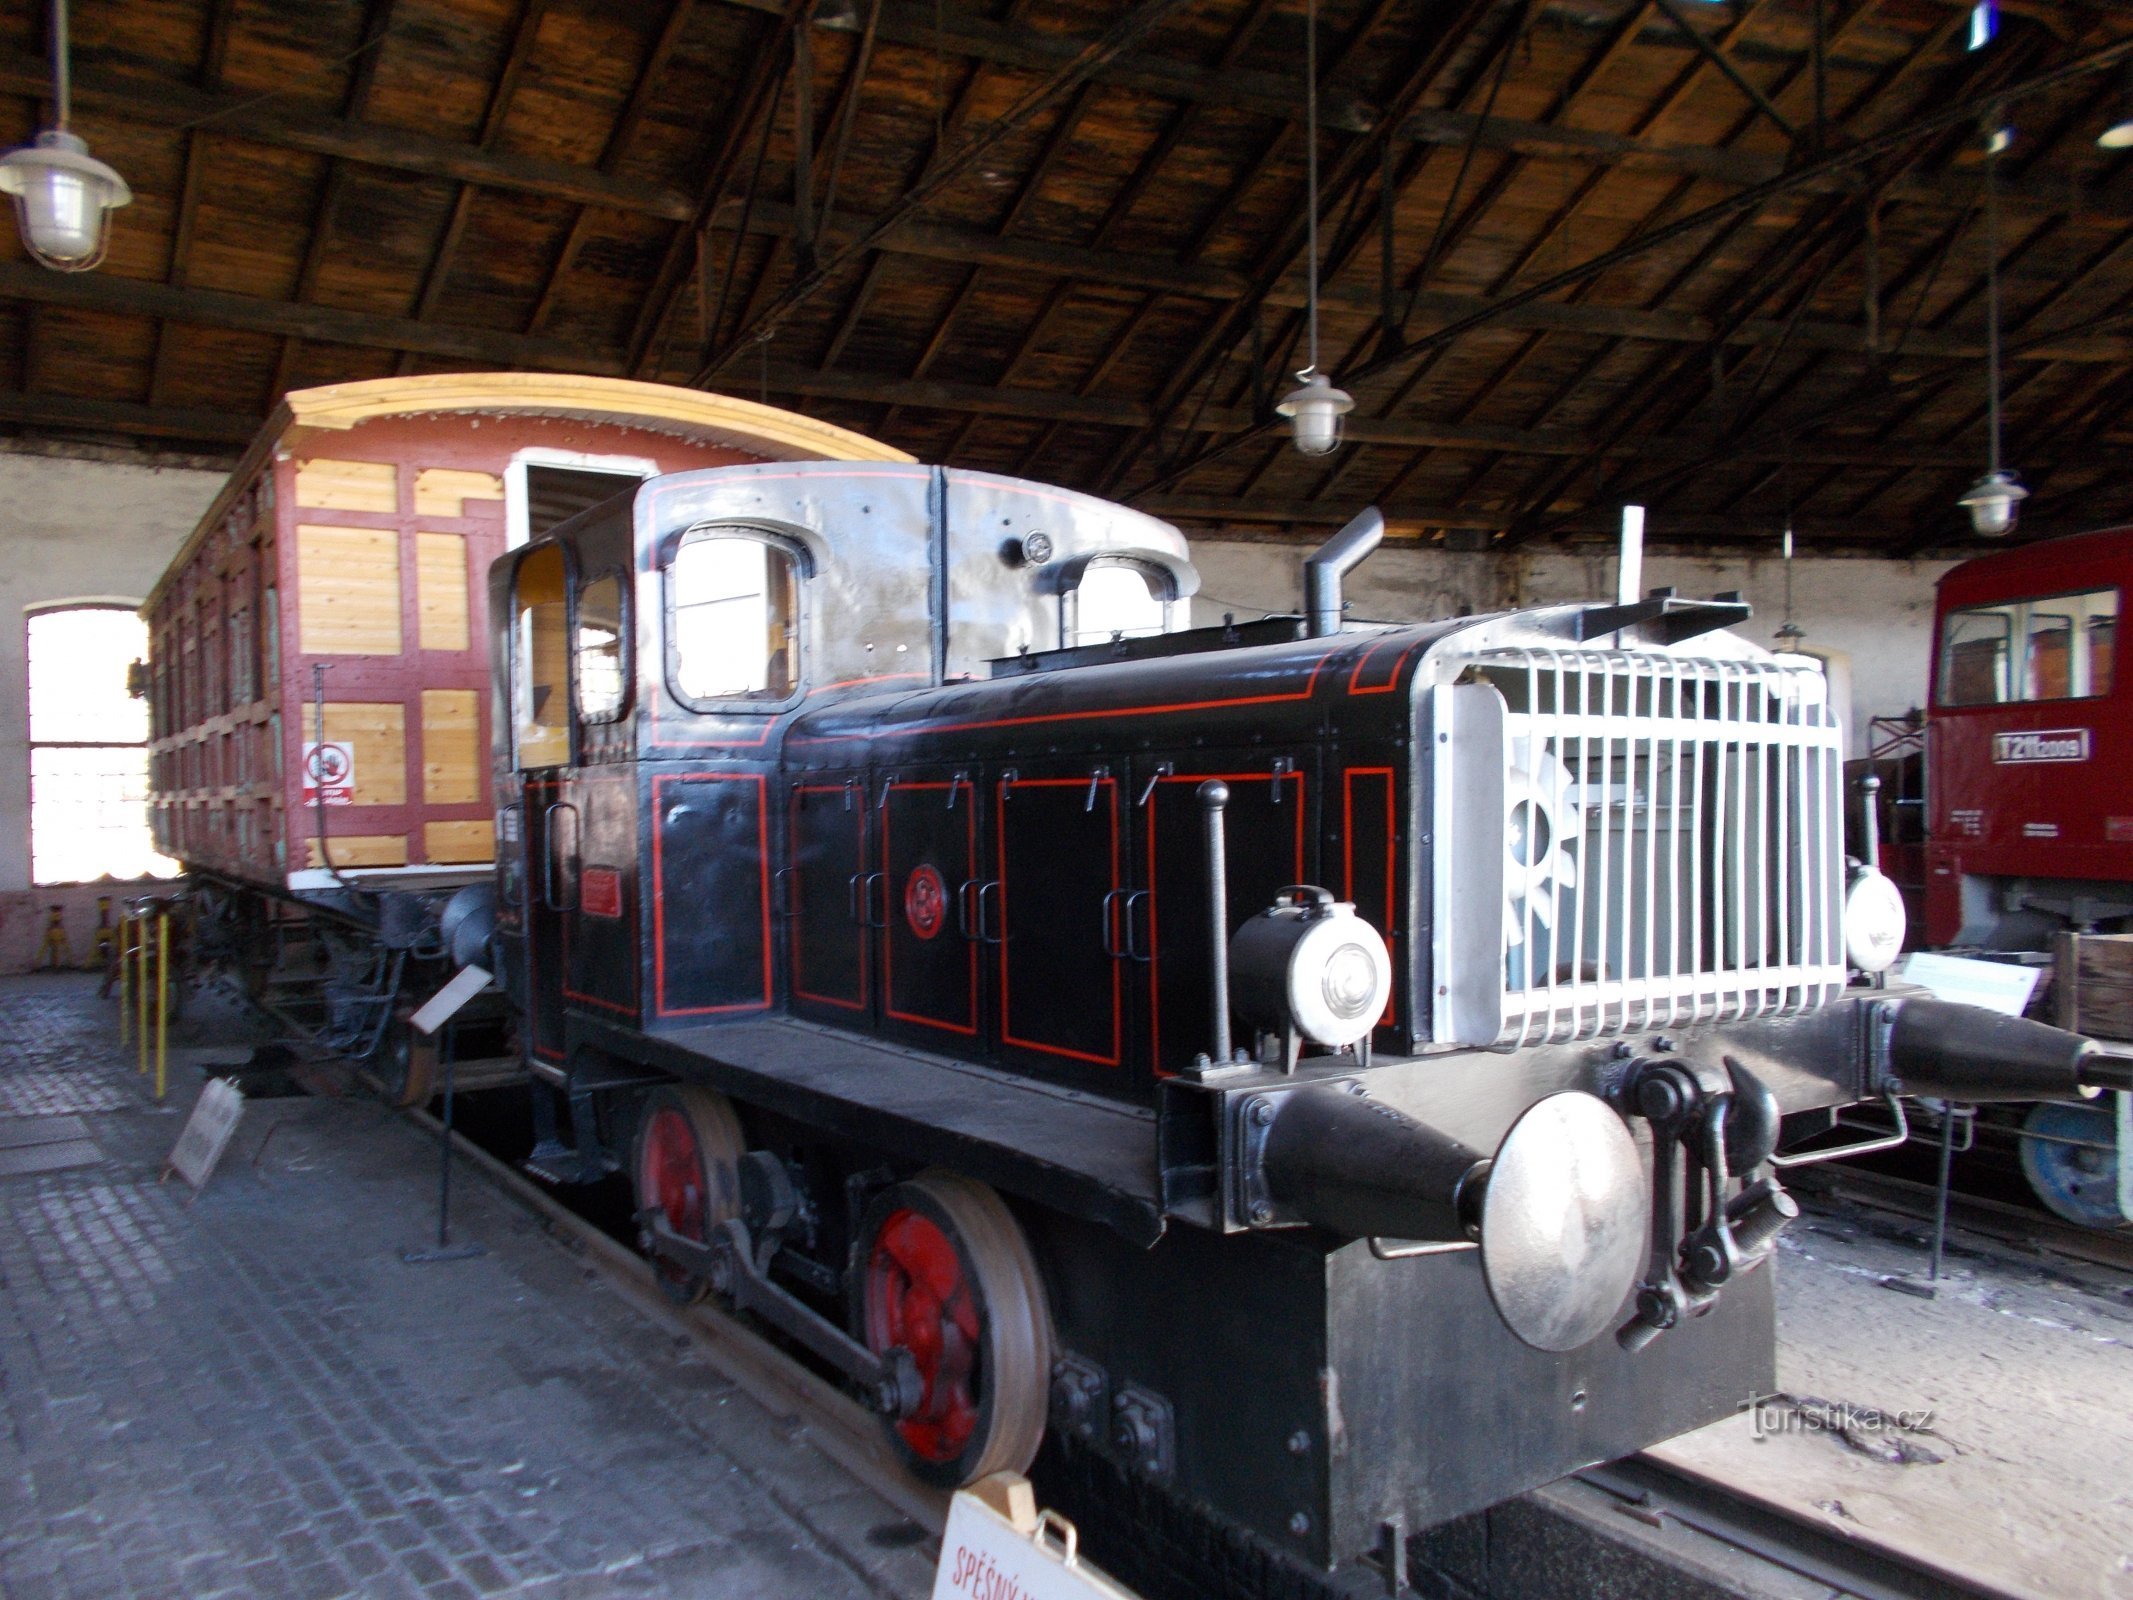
0, 975, 934, 1600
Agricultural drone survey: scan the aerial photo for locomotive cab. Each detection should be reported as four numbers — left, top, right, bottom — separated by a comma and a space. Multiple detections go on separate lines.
475, 463, 2112, 1580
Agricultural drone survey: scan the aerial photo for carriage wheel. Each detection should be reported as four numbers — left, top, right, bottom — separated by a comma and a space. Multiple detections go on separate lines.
856, 1172, 1052, 1487
633, 1085, 745, 1304
2019, 1100, 2126, 1229
372, 1012, 436, 1108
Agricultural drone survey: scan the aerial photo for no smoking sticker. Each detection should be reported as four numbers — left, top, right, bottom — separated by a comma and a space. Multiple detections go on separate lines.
302, 740, 356, 806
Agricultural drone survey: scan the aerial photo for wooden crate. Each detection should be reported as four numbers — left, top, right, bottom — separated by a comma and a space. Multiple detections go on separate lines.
2054, 931, 2133, 1043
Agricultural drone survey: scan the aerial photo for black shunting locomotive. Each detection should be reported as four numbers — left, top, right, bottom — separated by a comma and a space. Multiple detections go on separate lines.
462, 460, 2113, 1578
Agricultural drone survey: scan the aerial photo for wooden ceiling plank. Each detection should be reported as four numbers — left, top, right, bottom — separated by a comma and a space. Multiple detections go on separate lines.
625, 0, 820, 377
398, 0, 557, 373
147, 0, 238, 409
1096, 0, 1505, 497
691, 0, 1203, 385
0, 262, 616, 373
270, 0, 401, 402
880, 74, 1108, 431
0, 390, 259, 445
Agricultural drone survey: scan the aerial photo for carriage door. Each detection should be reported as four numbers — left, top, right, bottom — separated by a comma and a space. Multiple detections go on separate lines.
1132, 755, 1313, 1078
877, 770, 981, 1052
989, 761, 1126, 1082
509, 541, 573, 1066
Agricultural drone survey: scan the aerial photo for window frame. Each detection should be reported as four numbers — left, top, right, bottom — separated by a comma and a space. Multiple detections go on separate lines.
1057, 554, 1182, 649
24, 601, 174, 888
661, 523, 813, 715
572, 563, 633, 727
1936, 584, 2120, 708
509, 539, 578, 771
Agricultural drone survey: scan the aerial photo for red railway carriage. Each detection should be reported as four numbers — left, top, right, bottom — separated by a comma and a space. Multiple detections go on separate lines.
1924, 526, 2129, 949
145, 374, 905, 1079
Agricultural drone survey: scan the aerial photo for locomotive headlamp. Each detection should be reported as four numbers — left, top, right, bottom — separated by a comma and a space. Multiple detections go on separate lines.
1230, 887, 1391, 1064
1843, 866, 1908, 973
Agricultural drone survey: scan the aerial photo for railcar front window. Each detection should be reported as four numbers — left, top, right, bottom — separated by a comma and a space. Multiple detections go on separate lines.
1941, 587, 2118, 706
575, 571, 627, 723
669, 536, 799, 703
1939, 605, 2014, 705
513, 544, 571, 768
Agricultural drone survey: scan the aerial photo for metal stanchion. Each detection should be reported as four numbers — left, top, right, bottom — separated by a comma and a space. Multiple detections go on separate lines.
402, 1020, 484, 1265
135, 915, 149, 1076
154, 913, 169, 1102
117, 918, 133, 1046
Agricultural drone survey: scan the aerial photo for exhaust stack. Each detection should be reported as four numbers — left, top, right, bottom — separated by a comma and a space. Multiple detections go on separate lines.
1304, 508, 1385, 637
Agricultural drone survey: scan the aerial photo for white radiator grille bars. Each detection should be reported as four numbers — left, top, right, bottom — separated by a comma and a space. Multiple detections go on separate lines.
1466, 646, 1845, 1049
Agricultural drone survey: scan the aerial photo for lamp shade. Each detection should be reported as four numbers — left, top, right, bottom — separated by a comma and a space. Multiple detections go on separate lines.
1957, 469, 2028, 537
1276, 371, 1354, 457
0, 130, 130, 270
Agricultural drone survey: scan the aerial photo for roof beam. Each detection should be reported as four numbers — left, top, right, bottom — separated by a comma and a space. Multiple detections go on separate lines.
0, 52, 697, 219
0, 263, 610, 372
6, 23, 2122, 241
0, 390, 258, 445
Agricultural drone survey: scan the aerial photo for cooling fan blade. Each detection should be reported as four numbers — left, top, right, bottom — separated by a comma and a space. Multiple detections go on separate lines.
1503, 741, 1580, 958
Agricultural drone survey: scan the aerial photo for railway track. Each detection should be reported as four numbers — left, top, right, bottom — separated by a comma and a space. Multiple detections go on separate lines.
1788, 1163, 2133, 1275
403, 1089, 2034, 1600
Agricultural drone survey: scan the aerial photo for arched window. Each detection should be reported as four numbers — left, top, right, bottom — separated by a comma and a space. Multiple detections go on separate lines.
25, 605, 179, 885
665, 529, 805, 706
1062, 557, 1176, 648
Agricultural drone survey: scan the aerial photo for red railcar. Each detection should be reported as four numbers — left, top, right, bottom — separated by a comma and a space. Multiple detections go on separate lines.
1923, 527, 2129, 950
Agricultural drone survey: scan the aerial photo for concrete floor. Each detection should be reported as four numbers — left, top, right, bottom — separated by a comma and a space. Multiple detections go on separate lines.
1658, 1182, 2133, 1599
0, 975, 933, 1600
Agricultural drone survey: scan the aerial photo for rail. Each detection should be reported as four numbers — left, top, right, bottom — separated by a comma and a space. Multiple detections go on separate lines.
398, 1084, 2024, 1600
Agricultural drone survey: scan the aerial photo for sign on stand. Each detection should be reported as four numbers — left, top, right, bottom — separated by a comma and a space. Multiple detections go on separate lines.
166, 1078, 245, 1193
932, 1474, 1140, 1600
301, 740, 355, 806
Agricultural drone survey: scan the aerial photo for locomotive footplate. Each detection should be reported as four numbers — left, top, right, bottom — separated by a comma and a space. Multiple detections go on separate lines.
576, 1013, 1164, 1245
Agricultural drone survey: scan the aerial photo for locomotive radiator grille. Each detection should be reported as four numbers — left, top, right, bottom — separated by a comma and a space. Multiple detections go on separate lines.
1429, 646, 1847, 1049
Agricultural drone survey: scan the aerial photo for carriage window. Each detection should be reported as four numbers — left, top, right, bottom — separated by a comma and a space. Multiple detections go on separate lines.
575, 571, 628, 723
669, 535, 799, 703
513, 544, 571, 767
1064, 560, 1171, 647
1940, 587, 2118, 706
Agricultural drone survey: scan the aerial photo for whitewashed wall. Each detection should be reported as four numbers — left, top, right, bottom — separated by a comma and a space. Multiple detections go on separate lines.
1186, 537, 1955, 756
0, 450, 224, 968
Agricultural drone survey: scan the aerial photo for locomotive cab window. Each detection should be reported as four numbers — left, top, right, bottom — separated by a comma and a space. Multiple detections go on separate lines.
1939, 587, 2117, 706
512, 543, 571, 768
1062, 557, 1175, 647
666, 530, 803, 706
574, 569, 628, 723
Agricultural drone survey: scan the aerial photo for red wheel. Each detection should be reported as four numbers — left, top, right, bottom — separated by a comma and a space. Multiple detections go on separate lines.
632, 1085, 744, 1305
857, 1172, 1052, 1487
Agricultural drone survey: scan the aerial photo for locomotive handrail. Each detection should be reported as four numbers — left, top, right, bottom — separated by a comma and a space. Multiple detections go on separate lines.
1767, 1095, 1910, 1168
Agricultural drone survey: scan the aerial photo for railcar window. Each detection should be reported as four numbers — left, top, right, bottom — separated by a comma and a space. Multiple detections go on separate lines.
513, 544, 571, 768
575, 571, 628, 723
1064, 559, 1172, 647
669, 536, 799, 703
1939, 587, 2118, 706
1940, 605, 2013, 705
25, 606, 179, 886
